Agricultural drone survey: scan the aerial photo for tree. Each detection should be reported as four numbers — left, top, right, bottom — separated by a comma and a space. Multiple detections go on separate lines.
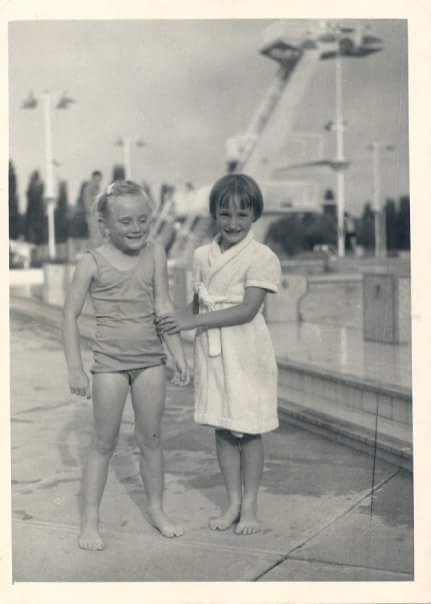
322, 188, 336, 218
397, 195, 410, 250
25, 170, 47, 244
384, 198, 398, 253
266, 214, 306, 256
68, 180, 89, 238
266, 210, 337, 257
356, 202, 374, 251
112, 164, 126, 181
54, 180, 70, 243
303, 212, 337, 250
9, 160, 21, 240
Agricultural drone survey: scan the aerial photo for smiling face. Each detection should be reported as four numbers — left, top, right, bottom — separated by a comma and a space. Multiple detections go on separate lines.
215, 196, 255, 251
104, 194, 152, 254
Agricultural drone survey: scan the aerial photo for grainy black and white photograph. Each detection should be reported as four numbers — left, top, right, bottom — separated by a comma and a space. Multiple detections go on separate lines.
5, 2, 427, 597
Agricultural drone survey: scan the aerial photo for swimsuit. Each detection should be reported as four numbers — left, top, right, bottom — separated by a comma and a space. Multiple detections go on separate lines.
87, 244, 166, 376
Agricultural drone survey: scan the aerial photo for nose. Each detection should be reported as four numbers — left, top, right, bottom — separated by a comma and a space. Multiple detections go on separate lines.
228, 216, 239, 229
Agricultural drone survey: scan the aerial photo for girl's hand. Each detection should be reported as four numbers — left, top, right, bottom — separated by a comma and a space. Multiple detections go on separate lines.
171, 356, 190, 386
156, 313, 179, 335
68, 368, 91, 399
157, 309, 196, 335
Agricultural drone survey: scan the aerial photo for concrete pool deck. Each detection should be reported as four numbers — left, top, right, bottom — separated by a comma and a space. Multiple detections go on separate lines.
9, 299, 413, 582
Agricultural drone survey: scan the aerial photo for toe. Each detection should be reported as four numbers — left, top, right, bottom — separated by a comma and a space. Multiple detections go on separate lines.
79, 537, 104, 551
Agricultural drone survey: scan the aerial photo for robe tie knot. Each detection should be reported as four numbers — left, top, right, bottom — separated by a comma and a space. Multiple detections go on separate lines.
196, 283, 243, 357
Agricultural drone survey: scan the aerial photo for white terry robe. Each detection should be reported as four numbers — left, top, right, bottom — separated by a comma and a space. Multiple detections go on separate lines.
193, 230, 281, 435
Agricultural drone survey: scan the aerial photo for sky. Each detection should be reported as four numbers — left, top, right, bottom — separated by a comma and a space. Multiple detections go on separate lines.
9, 19, 409, 216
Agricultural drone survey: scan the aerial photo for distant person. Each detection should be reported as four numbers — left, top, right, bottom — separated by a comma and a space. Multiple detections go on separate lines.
344, 212, 357, 254
157, 174, 281, 535
83, 170, 103, 248
63, 180, 190, 550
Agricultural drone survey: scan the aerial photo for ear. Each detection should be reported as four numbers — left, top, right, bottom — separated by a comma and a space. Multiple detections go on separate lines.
98, 216, 108, 236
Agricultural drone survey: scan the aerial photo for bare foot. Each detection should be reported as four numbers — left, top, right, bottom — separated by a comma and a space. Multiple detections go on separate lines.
235, 507, 260, 536
148, 506, 184, 538
79, 524, 105, 551
209, 504, 241, 531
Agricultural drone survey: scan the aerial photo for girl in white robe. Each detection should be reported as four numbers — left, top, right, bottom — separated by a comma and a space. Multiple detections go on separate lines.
158, 174, 281, 535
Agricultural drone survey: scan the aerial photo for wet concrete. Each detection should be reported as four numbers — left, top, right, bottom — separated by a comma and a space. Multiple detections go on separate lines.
10, 309, 414, 581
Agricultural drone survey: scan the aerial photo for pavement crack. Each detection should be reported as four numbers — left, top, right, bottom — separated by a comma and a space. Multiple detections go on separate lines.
253, 467, 402, 581
17, 401, 74, 415
13, 518, 284, 558
12, 479, 41, 485
284, 553, 413, 577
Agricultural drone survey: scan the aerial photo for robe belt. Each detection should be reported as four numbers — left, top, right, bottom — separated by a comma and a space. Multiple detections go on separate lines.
197, 283, 243, 357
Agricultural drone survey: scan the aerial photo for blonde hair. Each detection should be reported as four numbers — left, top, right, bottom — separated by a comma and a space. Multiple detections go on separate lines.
97, 180, 154, 218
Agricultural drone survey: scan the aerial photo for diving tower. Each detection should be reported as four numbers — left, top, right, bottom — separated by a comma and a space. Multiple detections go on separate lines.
161, 20, 383, 260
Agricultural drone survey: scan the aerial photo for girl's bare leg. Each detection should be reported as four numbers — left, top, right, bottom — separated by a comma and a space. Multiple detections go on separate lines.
209, 429, 242, 530
79, 373, 129, 550
131, 365, 183, 538
236, 434, 263, 535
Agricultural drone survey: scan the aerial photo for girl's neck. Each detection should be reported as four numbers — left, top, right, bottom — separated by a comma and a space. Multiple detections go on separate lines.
217, 238, 232, 253
104, 240, 144, 257
216, 230, 252, 253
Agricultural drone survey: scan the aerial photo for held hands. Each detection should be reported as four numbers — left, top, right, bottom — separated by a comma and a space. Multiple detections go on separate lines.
68, 368, 91, 399
155, 310, 192, 386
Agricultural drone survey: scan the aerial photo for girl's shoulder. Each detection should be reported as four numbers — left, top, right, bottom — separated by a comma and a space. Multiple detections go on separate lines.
79, 247, 100, 264
193, 243, 211, 261
250, 240, 280, 263
83, 245, 108, 269
74, 249, 98, 279
86, 244, 108, 260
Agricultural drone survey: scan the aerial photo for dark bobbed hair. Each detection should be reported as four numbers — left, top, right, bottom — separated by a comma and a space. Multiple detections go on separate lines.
209, 174, 264, 221
97, 180, 153, 218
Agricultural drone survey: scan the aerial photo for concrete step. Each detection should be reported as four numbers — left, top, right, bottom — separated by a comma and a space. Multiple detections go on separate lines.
181, 331, 412, 471
10, 294, 412, 471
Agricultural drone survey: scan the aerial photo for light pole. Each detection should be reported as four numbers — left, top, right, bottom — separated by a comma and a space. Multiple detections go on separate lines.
320, 22, 383, 257
21, 90, 76, 260
367, 142, 395, 258
334, 41, 346, 257
115, 137, 145, 179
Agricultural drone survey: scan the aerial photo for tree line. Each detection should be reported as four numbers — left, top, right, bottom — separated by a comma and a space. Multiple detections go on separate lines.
8, 161, 160, 245
266, 188, 410, 256
9, 162, 410, 256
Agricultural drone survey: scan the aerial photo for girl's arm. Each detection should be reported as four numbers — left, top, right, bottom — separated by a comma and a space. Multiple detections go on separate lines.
159, 286, 267, 334
153, 244, 190, 384
62, 254, 95, 397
